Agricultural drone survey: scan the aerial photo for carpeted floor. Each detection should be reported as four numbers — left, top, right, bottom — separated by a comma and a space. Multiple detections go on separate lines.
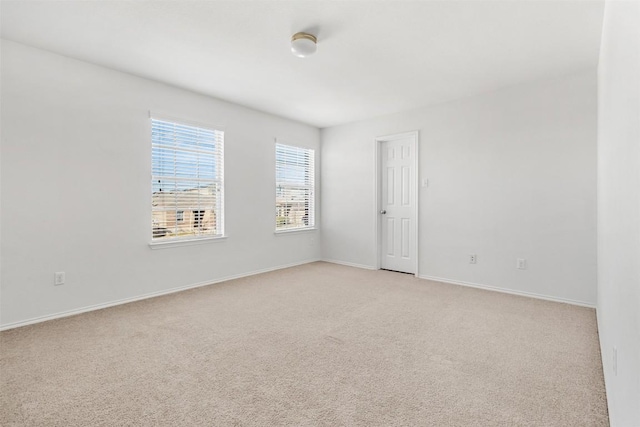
1, 262, 608, 426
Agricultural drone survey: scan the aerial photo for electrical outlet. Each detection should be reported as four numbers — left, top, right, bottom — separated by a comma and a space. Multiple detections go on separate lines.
613, 346, 618, 376
517, 258, 526, 270
54, 272, 65, 286
469, 254, 477, 264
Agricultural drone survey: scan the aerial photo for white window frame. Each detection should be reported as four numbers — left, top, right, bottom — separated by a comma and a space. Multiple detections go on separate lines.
149, 116, 225, 248
275, 142, 316, 233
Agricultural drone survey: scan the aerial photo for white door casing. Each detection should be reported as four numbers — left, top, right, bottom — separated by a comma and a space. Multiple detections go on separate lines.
378, 133, 418, 274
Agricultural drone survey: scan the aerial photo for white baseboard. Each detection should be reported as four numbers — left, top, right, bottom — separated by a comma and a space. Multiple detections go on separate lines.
418, 274, 595, 308
322, 259, 376, 270
0, 259, 321, 331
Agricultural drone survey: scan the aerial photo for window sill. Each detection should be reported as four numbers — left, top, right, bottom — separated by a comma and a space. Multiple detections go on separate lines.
148, 235, 227, 250
274, 227, 317, 235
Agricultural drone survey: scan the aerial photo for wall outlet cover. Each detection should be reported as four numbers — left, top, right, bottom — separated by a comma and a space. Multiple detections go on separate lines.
54, 272, 65, 286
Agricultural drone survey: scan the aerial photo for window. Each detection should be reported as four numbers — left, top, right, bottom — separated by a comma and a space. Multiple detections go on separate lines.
275, 143, 315, 231
151, 118, 224, 241
192, 210, 205, 229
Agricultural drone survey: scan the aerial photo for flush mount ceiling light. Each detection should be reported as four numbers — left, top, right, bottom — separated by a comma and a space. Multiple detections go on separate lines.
291, 32, 317, 58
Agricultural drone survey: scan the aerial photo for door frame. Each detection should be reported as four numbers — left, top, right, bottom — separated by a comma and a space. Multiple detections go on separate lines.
374, 131, 420, 277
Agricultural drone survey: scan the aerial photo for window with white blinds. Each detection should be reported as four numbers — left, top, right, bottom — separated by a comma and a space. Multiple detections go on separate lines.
151, 118, 224, 241
275, 143, 315, 231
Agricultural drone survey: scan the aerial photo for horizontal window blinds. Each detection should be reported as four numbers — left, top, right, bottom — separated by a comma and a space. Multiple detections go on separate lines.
275, 143, 315, 231
151, 118, 224, 240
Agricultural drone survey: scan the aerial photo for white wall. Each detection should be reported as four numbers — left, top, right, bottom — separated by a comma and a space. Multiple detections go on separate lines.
597, 1, 640, 425
322, 71, 597, 305
0, 40, 321, 328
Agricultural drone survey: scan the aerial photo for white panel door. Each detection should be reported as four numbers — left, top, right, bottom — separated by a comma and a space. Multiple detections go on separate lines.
380, 137, 416, 273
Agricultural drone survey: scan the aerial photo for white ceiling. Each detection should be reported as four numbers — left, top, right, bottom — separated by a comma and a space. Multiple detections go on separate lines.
1, 1, 604, 128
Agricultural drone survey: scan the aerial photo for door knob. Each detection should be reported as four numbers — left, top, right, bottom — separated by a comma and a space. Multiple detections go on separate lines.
380, 210, 387, 214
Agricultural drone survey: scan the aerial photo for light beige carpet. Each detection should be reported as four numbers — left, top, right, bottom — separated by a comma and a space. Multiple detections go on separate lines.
1, 262, 608, 426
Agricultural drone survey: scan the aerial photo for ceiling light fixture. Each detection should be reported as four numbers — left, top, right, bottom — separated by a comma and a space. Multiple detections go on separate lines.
291, 32, 317, 58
